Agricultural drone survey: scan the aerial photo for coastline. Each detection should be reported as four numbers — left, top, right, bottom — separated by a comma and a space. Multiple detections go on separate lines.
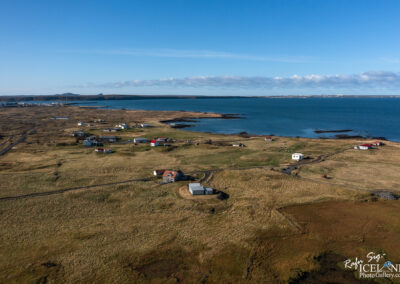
2, 103, 398, 142
2, 93, 400, 102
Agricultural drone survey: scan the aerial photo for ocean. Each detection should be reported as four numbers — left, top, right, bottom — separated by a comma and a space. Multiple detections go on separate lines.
50, 97, 400, 141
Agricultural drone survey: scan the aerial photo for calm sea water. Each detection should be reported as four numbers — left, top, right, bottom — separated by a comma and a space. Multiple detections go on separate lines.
49, 97, 400, 141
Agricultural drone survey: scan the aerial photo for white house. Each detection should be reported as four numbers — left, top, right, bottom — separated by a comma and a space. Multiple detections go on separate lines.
292, 153, 304, 161
358, 144, 372, 150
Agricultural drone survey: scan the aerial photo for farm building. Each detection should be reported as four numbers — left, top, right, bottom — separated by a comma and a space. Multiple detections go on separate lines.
83, 140, 101, 147
99, 136, 118, 143
162, 170, 185, 183
116, 123, 129, 130
140, 123, 150, 128
94, 148, 113, 153
355, 144, 373, 150
103, 128, 121, 133
153, 170, 165, 176
292, 153, 304, 161
156, 137, 169, 143
51, 116, 70, 120
77, 121, 85, 126
150, 140, 159, 147
372, 141, 383, 146
71, 131, 85, 137
134, 137, 148, 143
264, 136, 273, 141
188, 183, 214, 195
233, 143, 245, 147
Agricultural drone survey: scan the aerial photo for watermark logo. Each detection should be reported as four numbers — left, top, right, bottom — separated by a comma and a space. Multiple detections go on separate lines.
344, 252, 400, 279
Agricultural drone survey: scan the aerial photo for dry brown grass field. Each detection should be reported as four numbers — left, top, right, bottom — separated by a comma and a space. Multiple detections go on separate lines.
0, 106, 399, 283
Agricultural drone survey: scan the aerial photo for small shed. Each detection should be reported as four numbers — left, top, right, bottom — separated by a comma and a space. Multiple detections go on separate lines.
71, 131, 85, 137
77, 122, 85, 126
153, 170, 165, 176
134, 137, 148, 143
233, 143, 245, 147
205, 187, 214, 195
156, 137, 169, 142
292, 153, 304, 161
150, 140, 159, 147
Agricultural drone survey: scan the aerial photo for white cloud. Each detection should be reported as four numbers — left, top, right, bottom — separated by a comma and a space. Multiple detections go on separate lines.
66, 48, 309, 63
83, 71, 400, 90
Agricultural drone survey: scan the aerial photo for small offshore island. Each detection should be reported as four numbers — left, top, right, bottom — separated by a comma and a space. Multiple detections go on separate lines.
1, 105, 400, 282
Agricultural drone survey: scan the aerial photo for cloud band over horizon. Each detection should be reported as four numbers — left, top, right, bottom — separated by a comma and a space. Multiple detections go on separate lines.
79, 71, 400, 91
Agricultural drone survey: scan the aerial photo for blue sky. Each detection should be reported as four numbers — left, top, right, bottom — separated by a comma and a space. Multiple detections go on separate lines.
1, 0, 400, 96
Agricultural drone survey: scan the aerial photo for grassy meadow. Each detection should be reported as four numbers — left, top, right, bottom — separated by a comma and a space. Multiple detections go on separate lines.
0, 106, 399, 283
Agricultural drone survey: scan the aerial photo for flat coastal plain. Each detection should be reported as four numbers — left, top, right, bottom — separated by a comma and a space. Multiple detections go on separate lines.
1, 106, 400, 283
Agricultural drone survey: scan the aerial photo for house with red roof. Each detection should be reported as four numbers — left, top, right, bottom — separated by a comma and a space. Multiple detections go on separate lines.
355, 144, 373, 150
162, 170, 185, 183
371, 141, 383, 146
264, 136, 273, 141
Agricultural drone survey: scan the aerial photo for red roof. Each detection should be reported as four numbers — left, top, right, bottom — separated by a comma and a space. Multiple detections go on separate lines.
151, 140, 157, 143
360, 144, 372, 147
163, 170, 179, 178
265, 136, 272, 139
